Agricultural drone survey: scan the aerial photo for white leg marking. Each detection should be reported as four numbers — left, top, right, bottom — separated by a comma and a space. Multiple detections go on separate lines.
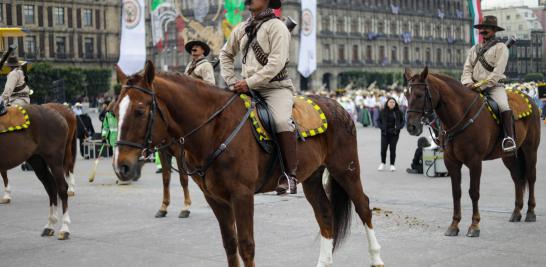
2, 185, 11, 200
365, 225, 384, 266
66, 173, 76, 194
316, 236, 333, 267
114, 95, 131, 171
322, 168, 332, 200
45, 205, 59, 229
59, 212, 71, 233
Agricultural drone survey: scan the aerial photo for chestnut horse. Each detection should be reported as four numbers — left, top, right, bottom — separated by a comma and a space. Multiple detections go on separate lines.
113, 61, 384, 267
0, 104, 78, 204
0, 105, 73, 239
405, 67, 540, 237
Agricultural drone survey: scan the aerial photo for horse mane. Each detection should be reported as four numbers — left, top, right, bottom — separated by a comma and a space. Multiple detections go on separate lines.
427, 73, 474, 95
154, 71, 232, 98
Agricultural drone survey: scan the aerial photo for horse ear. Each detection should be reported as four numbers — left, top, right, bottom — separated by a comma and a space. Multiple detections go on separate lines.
420, 66, 429, 81
115, 65, 127, 84
404, 68, 413, 81
144, 60, 155, 85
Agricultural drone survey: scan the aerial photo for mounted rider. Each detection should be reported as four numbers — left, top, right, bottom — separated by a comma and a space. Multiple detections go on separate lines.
184, 40, 216, 85
461, 15, 515, 153
220, 0, 298, 194
0, 56, 30, 116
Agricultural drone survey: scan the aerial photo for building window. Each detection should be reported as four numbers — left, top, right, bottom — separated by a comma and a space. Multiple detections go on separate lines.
25, 36, 36, 56
403, 46, 409, 62
390, 21, 397, 35
436, 48, 442, 64
56, 36, 66, 57
506, 15, 510, 20
379, 46, 385, 62
352, 45, 359, 61
456, 49, 462, 65
83, 9, 92, 26
378, 21, 385, 34
323, 44, 331, 62
53, 7, 64, 25
365, 20, 372, 32
366, 45, 372, 61
425, 48, 431, 63
23, 5, 35, 24
322, 16, 329, 32
391, 46, 398, 62
338, 45, 345, 62
352, 19, 359, 33
415, 47, 421, 62
425, 24, 431, 37
84, 37, 94, 58
337, 18, 343, 32
413, 23, 420, 38
435, 25, 442, 39
0, 4, 3, 22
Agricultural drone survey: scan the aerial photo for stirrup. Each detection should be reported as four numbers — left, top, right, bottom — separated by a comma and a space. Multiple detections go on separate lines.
276, 173, 297, 195
502, 137, 516, 152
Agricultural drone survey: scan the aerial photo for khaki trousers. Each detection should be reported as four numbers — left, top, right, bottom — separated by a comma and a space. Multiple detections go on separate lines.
257, 88, 295, 133
8, 97, 30, 106
486, 86, 510, 112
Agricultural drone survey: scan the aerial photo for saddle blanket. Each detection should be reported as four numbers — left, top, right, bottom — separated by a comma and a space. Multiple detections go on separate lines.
240, 95, 328, 141
485, 89, 533, 124
0, 105, 30, 134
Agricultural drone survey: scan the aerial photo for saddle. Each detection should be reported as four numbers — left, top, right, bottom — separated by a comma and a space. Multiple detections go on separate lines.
239, 94, 328, 148
483, 89, 533, 124
0, 105, 30, 134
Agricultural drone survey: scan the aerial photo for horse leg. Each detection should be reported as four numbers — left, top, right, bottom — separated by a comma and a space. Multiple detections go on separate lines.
155, 151, 172, 218
466, 161, 482, 237
232, 192, 255, 267
523, 147, 537, 222
444, 158, 463, 236
177, 152, 191, 218
47, 159, 71, 240
27, 156, 59, 237
66, 173, 76, 197
0, 170, 11, 204
502, 155, 525, 222
302, 167, 335, 267
205, 195, 239, 267
326, 161, 384, 267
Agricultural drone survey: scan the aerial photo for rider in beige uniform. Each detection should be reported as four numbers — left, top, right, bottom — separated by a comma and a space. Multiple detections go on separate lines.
220, 0, 297, 194
461, 15, 515, 153
184, 40, 216, 85
0, 56, 30, 115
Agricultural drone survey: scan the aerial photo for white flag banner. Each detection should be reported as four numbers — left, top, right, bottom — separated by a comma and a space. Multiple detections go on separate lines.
297, 0, 317, 78
117, 0, 146, 75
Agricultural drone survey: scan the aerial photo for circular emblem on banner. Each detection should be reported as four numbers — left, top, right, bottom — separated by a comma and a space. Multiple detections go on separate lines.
302, 8, 313, 36
123, 0, 141, 29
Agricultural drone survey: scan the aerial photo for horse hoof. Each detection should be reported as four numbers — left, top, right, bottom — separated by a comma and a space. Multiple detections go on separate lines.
371, 265, 384, 267
0, 198, 10, 204
509, 213, 522, 222
444, 227, 459, 236
67, 191, 75, 197
41, 228, 55, 237
155, 210, 167, 218
466, 228, 480, 238
179, 210, 191, 218
58, 232, 70, 240
525, 213, 536, 222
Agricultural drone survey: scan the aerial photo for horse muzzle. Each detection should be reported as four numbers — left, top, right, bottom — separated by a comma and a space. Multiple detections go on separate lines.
115, 160, 143, 182
406, 123, 423, 136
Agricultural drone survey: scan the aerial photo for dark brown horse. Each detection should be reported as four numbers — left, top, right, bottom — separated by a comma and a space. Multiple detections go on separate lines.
0, 104, 78, 204
405, 67, 540, 237
113, 61, 384, 267
0, 105, 73, 239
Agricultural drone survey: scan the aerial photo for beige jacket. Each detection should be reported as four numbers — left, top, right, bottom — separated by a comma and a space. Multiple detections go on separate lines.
184, 58, 216, 85
220, 18, 294, 91
461, 42, 509, 87
2, 68, 30, 104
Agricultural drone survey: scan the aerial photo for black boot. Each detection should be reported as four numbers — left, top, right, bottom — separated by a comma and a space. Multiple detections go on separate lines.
275, 131, 298, 195
501, 110, 516, 153
0, 100, 7, 116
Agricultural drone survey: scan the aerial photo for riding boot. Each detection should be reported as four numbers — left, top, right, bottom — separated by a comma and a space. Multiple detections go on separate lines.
501, 110, 516, 153
275, 131, 298, 195
0, 100, 7, 116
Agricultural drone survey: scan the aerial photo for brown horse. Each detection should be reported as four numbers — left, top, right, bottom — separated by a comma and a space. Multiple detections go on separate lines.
0, 105, 73, 239
405, 67, 540, 237
0, 104, 78, 204
113, 61, 384, 267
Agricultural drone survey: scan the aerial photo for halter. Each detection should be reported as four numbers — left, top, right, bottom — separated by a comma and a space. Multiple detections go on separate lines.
116, 85, 163, 159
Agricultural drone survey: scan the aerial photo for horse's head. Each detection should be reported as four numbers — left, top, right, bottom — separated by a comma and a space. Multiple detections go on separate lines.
404, 67, 438, 136
113, 60, 166, 181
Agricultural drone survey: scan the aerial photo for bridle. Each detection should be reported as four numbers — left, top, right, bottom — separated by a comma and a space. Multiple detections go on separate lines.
116, 85, 164, 159
406, 81, 439, 126
115, 83, 252, 182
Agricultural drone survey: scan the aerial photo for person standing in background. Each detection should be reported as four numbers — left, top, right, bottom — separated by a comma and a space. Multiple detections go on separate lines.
377, 97, 405, 172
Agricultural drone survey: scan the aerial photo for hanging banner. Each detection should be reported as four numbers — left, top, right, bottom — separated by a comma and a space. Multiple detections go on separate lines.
118, 0, 146, 74
467, 0, 482, 46
151, 0, 174, 50
297, 0, 316, 78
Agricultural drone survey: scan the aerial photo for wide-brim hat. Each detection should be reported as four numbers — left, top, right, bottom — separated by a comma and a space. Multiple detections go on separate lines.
185, 40, 211, 57
473, 15, 504, 31
5, 56, 25, 67
269, 0, 282, 9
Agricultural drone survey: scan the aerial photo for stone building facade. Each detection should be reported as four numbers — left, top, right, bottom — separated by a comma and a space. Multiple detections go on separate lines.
0, 0, 121, 68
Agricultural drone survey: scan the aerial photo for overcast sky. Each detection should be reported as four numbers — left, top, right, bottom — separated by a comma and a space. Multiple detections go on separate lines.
482, 0, 540, 9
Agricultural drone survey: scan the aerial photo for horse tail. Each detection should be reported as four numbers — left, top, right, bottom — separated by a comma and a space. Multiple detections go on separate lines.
69, 125, 77, 174
330, 173, 352, 250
